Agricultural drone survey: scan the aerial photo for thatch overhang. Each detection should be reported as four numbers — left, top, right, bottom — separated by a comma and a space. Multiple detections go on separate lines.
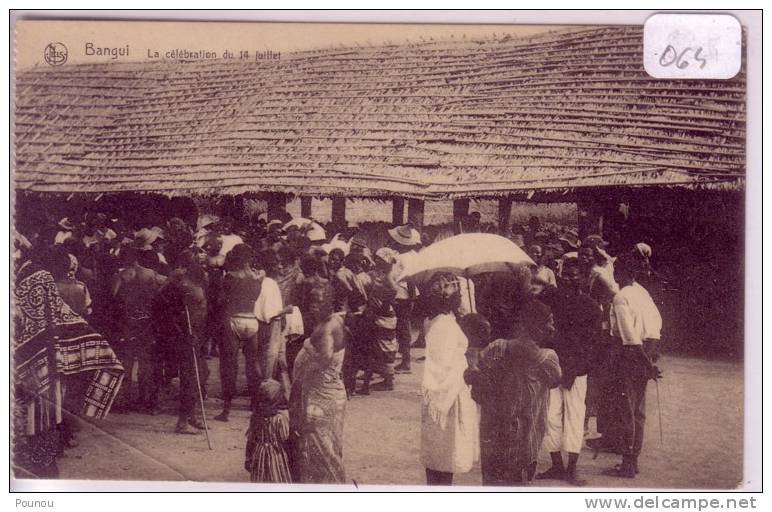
14, 26, 746, 199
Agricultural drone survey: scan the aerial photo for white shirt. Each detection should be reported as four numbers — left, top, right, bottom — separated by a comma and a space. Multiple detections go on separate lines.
610, 282, 662, 345
254, 277, 283, 323
54, 230, 73, 245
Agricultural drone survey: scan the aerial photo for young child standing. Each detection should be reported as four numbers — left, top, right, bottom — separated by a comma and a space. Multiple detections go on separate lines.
245, 379, 292, 483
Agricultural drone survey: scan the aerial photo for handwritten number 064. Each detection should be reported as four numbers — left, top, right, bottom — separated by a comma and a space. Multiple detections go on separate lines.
658, 45, 707, 69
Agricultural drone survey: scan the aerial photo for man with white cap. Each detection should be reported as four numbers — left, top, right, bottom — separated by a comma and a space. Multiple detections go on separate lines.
54, 217, 76, 245
386, 225, 421, 374
195, 214, 219, 248
603, 256, 662, 478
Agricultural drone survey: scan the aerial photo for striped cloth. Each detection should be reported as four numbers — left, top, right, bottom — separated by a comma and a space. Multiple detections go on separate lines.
246, 410, 292, 483
14, 261, 124, 434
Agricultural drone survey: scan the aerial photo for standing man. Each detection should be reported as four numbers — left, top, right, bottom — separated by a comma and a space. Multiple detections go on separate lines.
528, 243, 557, 296
538, 257, 602, 486
214, 244, 262, 422
580, 237, 621, 453
111, 246, 167, 413
604, 256, 663, 478
386, 224, 421, 374
360, 247, 401, 393
629, 243, 662, 358
153, 254, 209, 434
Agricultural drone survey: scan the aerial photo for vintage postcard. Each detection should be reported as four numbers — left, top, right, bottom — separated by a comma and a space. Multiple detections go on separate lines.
11, 13, 757, 492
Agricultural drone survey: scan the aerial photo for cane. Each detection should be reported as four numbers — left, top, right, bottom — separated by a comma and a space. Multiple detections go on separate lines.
655, 377, 664, 447
185, 305, 213, 450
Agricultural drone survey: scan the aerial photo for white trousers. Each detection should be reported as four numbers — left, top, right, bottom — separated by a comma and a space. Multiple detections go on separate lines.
543, 375, 587, 454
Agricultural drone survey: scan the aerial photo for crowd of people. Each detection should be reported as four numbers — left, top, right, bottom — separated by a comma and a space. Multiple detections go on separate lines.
13, 205, 663, 486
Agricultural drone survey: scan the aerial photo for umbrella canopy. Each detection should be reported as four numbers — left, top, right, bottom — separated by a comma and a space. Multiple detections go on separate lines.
400, 233, 535, 284
283, 218, 326, 242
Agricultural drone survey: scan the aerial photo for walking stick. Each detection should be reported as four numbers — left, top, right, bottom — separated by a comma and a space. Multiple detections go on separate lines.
185, 305, 213, 450
655, 378, 664, 447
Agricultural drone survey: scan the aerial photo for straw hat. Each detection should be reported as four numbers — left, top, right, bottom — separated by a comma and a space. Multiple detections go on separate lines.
350, 236, 369, 251
375, 247, 400, 265
387, 224, 421, 247
196, 214, 219, 232
534, 231, 550, 242
634, 242, 652, 258
558, 230, 581, 251
582, 234, 608, 250
267, 219, 284, 232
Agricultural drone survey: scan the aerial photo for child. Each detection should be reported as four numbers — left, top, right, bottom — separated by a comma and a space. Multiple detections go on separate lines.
245, 379, 292, 483
458, 313, 492, 370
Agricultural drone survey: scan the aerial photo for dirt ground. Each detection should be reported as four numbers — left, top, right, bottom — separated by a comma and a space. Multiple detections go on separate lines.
55, 349, 743, 489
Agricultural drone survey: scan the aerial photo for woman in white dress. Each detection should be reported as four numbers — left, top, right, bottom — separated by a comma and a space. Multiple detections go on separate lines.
420, 272, 479, 485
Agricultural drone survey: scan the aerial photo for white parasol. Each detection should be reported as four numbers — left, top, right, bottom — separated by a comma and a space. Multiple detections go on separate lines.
399, 233, 535, 285
283, 218, 326, 242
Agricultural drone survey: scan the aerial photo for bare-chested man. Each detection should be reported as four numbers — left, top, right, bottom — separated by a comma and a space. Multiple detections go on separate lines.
111, 246, 166, 413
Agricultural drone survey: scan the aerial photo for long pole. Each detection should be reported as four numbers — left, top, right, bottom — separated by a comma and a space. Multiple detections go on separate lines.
185, 305, 213, 450
464, 270, 474, 314
655, 378, 664, 447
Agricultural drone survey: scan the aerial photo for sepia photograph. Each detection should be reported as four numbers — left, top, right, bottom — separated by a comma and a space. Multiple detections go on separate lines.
9, 11, 759, 492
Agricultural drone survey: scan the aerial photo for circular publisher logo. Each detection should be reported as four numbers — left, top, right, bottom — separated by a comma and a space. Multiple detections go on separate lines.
44, 42, 68, 66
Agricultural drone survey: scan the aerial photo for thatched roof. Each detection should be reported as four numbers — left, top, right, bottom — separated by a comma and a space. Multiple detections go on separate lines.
14, 26, 745, 199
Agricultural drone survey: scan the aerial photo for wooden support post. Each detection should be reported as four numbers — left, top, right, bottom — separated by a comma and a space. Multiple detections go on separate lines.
453, 198, 470, 234
392, 197, 405, 226
233, 194, 245, 222
300, 196, 312, 218
407, 198, 425, 231
332, 197, 347, 229
266, 193, 288, 221
498, 197, 513, 235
